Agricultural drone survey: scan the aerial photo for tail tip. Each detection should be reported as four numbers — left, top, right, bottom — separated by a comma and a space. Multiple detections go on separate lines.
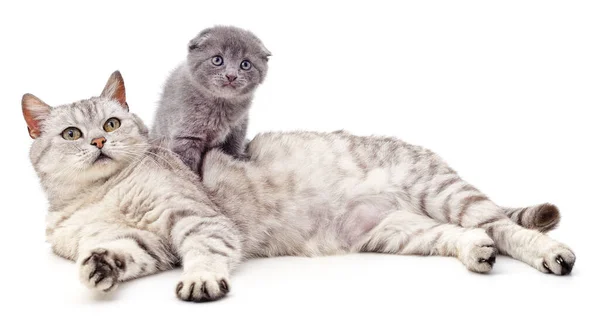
534, 203, 561, 232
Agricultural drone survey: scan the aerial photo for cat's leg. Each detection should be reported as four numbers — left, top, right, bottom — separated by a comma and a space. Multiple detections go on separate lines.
421, 176, 575, 275
77, 224, 175, 293
170, 213, 242, 302
170, 133, 207, 172
357, 210, 497, 272
220, 117, 249, 159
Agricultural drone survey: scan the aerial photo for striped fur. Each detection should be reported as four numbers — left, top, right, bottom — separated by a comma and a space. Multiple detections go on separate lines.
202, 130, 576, 277
25, 74, 575, 303
26, 73, 241, 302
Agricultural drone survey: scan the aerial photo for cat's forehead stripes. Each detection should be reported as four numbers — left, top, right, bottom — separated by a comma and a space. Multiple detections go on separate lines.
47, 98, 115, 131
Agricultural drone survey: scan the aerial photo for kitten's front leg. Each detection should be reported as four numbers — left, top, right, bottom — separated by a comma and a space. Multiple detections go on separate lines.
77, 229, 175, 293
170, 134, 207, 172
170, 214, 242, 302
220, 117, 249, 159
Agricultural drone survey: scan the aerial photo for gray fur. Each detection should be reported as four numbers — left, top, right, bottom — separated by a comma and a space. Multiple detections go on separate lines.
24, 73, 574, 303
151, 26, 270, 172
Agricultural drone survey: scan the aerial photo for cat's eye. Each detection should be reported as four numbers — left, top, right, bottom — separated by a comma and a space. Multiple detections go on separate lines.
240, 60, 252, 70
103, 117, 121, 132
212, 55, 224, 66
61, 127, 82, 140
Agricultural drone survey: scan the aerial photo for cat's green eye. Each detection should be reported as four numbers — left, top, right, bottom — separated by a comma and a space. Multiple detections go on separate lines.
61, 127, 82, 140
103, 117, 121, 132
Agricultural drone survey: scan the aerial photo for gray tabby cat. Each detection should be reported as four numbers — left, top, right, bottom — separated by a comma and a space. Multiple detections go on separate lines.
24, 73, 573, 303
151, 26, 270, 172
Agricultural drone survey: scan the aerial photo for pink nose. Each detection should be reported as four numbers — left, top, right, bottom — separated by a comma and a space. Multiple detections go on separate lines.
91, 137, 107, 149
226, 74, 237, 82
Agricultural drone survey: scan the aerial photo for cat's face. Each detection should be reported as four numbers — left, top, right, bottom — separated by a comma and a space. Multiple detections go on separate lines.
23, 71, 149, 184
187, 26, 270, 98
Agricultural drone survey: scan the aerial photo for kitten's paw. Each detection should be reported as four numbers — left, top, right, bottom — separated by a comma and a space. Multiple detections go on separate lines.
536, 243, 575, 275
175, 272, 230, 302
458, 229, 497, 273
78, 248, 124, 293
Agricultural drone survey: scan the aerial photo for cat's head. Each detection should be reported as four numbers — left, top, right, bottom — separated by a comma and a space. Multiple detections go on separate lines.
22, 71, 149, 185
187, 26, 270, 98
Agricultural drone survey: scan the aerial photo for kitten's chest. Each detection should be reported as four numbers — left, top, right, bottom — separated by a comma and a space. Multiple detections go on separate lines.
201, 106, 247, 145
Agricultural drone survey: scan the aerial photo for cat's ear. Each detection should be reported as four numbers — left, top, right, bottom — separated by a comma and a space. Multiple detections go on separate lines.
22, 93, 51, 139
260, 44, 272, 61
101, 70, 128, 111
251, 35, 271, 61
188, 30, 211, 52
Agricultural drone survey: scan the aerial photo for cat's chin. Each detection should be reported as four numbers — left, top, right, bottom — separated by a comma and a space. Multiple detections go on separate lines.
212, 88, 253, 100
84, 159, 124, 181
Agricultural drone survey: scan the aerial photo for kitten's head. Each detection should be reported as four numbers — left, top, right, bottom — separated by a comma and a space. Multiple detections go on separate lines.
187, 26, 270, 98
22, 71, 149, 185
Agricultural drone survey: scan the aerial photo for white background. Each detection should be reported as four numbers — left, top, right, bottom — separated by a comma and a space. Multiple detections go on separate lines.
1, 1, 598, 320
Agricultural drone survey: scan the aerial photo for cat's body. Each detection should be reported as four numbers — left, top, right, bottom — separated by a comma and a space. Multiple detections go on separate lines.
151, 26, 270, 172
203, 131, 570, 266
25, 73, 574, 303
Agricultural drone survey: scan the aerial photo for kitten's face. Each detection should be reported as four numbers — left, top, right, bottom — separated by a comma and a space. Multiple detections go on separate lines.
24, 72, 149, 184
187, 26, 270, 98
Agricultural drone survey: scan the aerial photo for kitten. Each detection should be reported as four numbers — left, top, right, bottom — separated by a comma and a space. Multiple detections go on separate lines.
24, 74, 573, 303
151, 26, 270, 172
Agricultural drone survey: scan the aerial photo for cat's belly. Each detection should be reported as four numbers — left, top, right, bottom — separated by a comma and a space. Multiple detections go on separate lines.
240, 191, 401, 257
213, 166, 406, 258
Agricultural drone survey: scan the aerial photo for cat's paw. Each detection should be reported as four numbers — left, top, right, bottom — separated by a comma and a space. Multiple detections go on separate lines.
458, 229, 497, 273
175, 272, 230, 302
536, 242, 575, 275
78, 248, 124, 293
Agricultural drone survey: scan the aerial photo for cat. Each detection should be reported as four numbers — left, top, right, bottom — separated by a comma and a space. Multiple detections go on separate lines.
151, 26, 270, 173
23, 72, 573, 302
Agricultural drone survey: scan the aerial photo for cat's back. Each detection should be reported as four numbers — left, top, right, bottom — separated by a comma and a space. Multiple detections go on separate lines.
247, 130, 431, 169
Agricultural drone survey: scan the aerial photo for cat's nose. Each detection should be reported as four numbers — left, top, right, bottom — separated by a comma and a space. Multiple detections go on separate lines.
226, 74, 237, 82
91, 137, 107, 149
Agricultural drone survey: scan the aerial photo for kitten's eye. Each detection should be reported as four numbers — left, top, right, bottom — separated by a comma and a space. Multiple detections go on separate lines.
103, 117, 121, 132
240, 60, 252, 70
211, 55, 224, 66
61, 127, 82, 140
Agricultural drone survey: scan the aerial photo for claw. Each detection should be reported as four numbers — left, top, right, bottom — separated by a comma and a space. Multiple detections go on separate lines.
556, 256, 564, 265
478, 255, 496, 266
542, 261, 552, 273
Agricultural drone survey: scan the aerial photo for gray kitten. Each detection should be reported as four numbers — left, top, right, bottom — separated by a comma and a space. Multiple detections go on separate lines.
151, 26, 270, 172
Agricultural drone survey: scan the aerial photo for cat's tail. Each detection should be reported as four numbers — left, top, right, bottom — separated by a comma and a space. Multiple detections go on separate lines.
504, 203, 560, 233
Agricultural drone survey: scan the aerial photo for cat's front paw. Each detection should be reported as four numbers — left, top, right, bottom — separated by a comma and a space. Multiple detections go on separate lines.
78, 248, 124, 293
536, 242, 575, 275
175, 272, 230, 302
458, 229, 497, 273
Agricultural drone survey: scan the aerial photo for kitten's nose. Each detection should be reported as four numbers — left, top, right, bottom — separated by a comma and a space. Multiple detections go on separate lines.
91, 137, 107, 149
226, 74, 237, 82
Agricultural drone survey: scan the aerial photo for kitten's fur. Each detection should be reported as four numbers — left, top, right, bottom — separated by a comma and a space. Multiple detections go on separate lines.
151, 26, 270, 172
24, 73, 573, 302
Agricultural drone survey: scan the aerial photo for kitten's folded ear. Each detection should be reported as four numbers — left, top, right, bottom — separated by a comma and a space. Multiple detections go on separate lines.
22, 94, 51, 139
261, 45, 272, 61
101, 70, 128, 111
188, 30, 211, 51
251, 34, 271, 61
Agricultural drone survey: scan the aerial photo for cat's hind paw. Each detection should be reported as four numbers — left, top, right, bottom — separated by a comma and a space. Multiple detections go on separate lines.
458, 229, 497, 273
78, 248, 123, 293
537, 244, 575, 275
175, 272, 230, 302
